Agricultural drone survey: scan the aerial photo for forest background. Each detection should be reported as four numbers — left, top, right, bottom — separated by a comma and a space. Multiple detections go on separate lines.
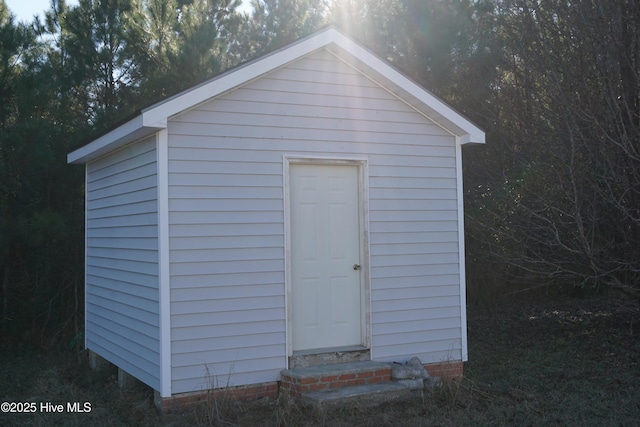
1, 0, 639, 348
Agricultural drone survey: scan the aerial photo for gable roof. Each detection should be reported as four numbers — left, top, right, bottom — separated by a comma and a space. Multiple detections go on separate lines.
68, 27, 484, 164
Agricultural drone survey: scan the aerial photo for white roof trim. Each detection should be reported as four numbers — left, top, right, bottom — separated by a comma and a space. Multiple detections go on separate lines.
322, 37, 484, 145
67, 115, 163, 164
68, 27, 484, 164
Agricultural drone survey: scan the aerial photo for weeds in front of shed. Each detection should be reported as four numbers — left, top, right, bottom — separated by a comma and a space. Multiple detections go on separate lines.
271, 390, 333, 427
194, 364, 240, 426
426, 375, 495, 414
432, 376, 465, 409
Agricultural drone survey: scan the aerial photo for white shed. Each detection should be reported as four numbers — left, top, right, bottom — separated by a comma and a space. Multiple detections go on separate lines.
68, 27, 484, 406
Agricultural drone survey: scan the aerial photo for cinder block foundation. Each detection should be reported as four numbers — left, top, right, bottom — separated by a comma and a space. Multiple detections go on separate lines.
88, 350, 107, 371
118, 368, 136, 389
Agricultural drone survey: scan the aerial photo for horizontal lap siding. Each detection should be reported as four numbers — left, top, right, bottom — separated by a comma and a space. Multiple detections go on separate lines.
369, 151, 463, 362
168, 48, 461, 393
86, 136, 160, 390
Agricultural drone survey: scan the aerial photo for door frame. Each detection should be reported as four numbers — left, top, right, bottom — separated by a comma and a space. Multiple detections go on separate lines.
283, 155, 371, 360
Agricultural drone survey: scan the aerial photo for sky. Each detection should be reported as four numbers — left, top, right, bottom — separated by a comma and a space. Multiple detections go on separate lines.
4, 0, 251, 23
5, 0, 78, 22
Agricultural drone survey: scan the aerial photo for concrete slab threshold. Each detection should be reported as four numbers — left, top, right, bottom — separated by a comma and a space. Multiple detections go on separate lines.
289, 347, 370, 368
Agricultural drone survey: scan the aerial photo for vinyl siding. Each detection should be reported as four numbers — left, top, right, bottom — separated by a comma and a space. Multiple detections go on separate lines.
167, 48, 462, 393
85, 136, 160, 390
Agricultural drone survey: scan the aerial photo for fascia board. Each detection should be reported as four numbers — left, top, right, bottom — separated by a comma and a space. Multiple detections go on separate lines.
67, 114, 163, 164
141, 28, 341, 126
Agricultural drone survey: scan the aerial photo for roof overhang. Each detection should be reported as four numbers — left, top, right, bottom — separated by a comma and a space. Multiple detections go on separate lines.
67, 115, 163, 164
68, 27, 484, 164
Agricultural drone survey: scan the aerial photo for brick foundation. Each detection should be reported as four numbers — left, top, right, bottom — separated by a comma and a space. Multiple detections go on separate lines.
156, 361, 464, 413
280, 367, 391, 397
424, 361, 464, 381
158, 382, 278, 414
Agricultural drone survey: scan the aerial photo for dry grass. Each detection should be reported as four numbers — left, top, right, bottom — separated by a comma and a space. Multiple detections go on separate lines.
1, 296, 638, 426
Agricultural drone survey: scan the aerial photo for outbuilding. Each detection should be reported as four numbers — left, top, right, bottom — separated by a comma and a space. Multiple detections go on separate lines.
68, 27, 484, 407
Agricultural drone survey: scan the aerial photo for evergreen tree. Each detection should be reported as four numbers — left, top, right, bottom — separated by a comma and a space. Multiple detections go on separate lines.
1, 0, 85, 344
238, 0, 328, 59
62, 0, 135, 128
126, 0, 244, 105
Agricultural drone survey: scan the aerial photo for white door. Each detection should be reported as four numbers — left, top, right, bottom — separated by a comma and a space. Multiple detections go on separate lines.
290, 164, 362, 352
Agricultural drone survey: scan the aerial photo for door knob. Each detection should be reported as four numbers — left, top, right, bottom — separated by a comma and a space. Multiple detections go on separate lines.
353, 264, 361, 270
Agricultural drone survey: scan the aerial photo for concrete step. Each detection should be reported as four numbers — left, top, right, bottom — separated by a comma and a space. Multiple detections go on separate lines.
301, 381, 413, 408
280, 361, 392, 396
